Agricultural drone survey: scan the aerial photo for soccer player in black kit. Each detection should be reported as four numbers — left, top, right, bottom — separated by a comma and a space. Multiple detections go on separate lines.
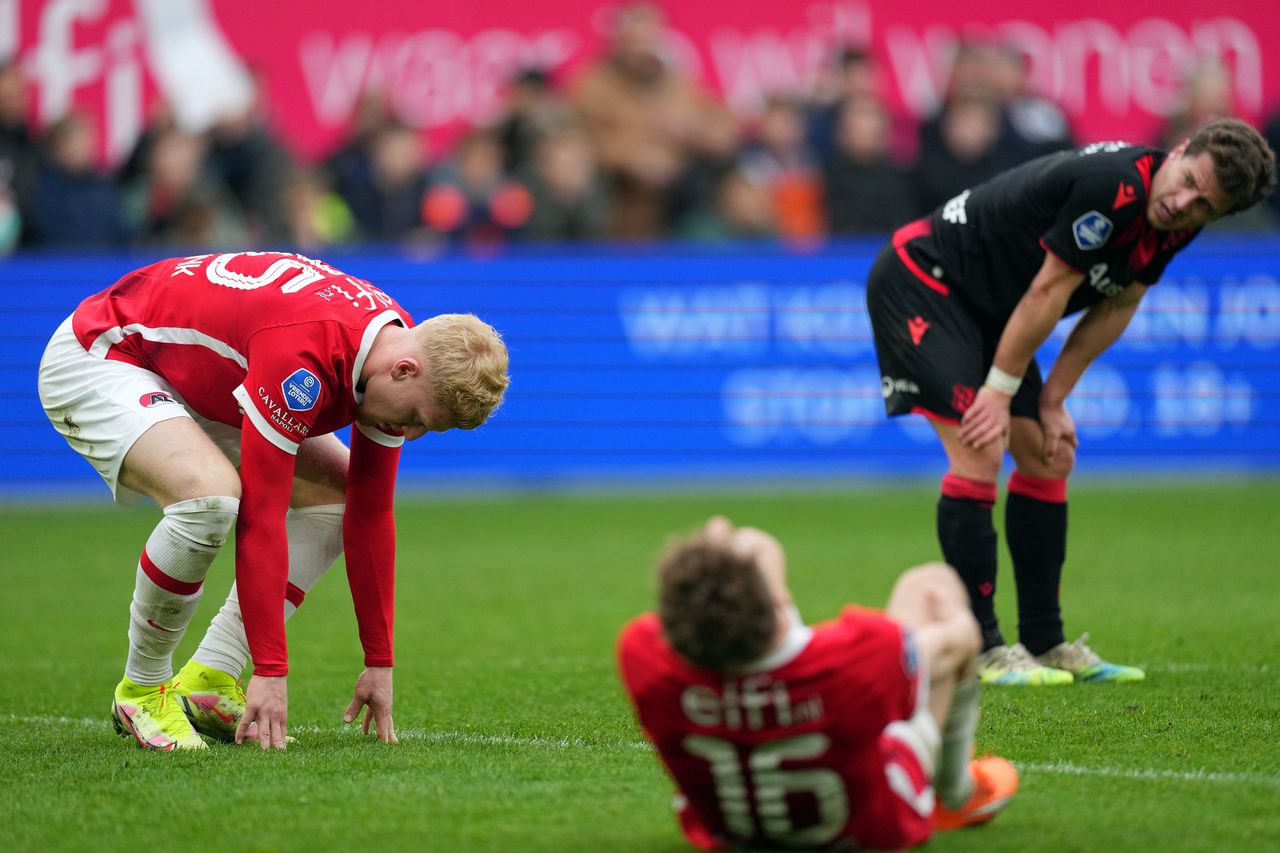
867, 119, 1276, 685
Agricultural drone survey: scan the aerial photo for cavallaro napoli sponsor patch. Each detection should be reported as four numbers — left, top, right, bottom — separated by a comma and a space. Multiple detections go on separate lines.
1072, 210, 1114, 250
282, 368, 322, 411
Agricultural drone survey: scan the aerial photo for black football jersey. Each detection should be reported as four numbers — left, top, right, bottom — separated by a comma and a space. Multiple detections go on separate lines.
906, 143, 1201, 328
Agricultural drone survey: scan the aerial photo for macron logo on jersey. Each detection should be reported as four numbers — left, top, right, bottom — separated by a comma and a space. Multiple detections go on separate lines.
1072, 211, 1114, 251
282, 368, 321, 411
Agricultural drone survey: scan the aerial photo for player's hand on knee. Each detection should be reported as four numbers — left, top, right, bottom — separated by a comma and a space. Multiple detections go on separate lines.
344, 667, 398, 744
1039, 402, 1077, 465
959, 386, 1012, 450
239, 675, 289, 750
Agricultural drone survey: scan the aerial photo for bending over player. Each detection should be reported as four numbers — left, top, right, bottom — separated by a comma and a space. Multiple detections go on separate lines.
38, 250, 508, 750
866, 119, 1275, 684
618, 516, 1016, 850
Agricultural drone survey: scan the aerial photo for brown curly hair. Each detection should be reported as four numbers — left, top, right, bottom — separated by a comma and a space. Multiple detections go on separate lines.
656, 533, 776, 670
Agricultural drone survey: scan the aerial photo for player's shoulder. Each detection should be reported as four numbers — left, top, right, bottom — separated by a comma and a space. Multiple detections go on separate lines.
618, 612, 667, 662
812, 605, 903, 651
1059, 142, 1164, 195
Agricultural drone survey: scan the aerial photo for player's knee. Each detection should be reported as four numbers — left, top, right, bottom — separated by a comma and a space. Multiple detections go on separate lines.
162, 495, 241, 550
904, 562, 969, 606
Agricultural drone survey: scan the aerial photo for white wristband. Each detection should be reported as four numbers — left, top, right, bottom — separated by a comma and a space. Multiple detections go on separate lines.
984, 366, 1022, 396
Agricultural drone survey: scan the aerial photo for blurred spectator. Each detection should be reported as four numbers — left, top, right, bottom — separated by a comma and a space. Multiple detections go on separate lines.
280, 167, 355, 251
914, 92, 1015, 214
740, 97, 823, 241
117, 101, 177, 188
679, 168, 775, 242
365, 122, 433, 242
495, 68, 572, 180
424, 130, 532, 248
1158, 60, 1234, 151
824, 96, 918, 236
524, 125, 608, 242
324, 90, 396, 235
34, 113, 129, 248
0, 61, 39, 248
807, 48, 889, 163
123, 129, 247, 249
986, 44, 1074, 161
668, 108, 742, 239
207, 70, 295, 243
572, 2, 730, 238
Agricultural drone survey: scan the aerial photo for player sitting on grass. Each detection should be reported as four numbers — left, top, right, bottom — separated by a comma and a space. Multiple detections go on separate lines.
38, 251, 508, 750
618, 516, 1017, 850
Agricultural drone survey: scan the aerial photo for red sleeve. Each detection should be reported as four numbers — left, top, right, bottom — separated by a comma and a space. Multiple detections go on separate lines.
236, 421, 298, 677
343, 425, 402, 667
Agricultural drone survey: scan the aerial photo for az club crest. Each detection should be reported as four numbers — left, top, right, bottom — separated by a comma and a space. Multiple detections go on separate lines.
1072, 210, 1114, 250
282, 368, 322, 411
138, 391, 176, 408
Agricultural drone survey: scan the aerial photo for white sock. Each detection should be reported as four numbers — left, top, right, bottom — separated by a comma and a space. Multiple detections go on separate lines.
937, 674, 981, 808
125, 496, 240, 686
192, 504, 345, 677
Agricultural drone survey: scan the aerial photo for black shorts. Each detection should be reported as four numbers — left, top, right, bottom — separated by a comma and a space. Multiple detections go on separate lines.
865, 231, 1042, 423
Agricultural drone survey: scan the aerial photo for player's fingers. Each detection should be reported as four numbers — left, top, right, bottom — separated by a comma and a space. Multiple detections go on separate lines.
1043, 432, 1059, 464
273, 718, 288, 750
343, 696, 363, 724
375, 707, 395, 743
363, 706, 373, 736
234, 707, 256, 745
257, 717, 272, 751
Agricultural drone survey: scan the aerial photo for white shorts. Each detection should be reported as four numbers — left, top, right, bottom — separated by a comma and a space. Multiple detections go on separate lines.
37, 315, 241, 506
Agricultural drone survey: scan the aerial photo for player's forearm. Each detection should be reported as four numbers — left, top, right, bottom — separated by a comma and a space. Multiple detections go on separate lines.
344, 432, 401, 667
235, 490, 293, 677
1043, 295, 1141, 405
236, 425, 299, 677
992, 285, 1071, 378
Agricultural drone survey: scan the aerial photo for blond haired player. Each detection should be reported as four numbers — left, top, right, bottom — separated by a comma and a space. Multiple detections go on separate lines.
38, 251, 508, 750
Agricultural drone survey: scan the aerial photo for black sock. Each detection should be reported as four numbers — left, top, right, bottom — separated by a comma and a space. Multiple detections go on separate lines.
1006, 472, 1068, 656
938, 474, 1001, 650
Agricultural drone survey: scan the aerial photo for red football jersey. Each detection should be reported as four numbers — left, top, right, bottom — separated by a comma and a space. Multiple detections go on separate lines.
72, 252, 413, 675
618, 608, 934, 851
73, 251, 412, 452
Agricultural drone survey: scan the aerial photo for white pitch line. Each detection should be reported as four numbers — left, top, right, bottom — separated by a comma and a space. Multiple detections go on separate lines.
6, 714, 1278, 788
1015, 760, 1280, 788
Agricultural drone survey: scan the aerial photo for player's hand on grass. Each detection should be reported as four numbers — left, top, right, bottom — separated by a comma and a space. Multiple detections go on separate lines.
345, 667, 398, 744
1039, 400, 1078, 465
239, 675, 288, 750
959, 386, 1012, 450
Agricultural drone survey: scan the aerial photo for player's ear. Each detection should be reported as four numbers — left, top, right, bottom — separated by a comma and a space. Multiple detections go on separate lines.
391, 357, 422, 380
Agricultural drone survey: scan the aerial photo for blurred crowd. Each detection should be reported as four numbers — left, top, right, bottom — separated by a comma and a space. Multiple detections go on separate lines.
2, 3, 1279, 255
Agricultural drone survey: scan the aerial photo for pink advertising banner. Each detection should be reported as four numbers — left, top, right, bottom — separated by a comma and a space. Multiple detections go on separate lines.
8, 0, 1280, 164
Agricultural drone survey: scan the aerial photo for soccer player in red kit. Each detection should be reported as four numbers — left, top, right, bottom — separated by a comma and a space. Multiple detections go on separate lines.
38, 251, 509, 751
618, 517, 1017, 850
866, 119, 1275, 684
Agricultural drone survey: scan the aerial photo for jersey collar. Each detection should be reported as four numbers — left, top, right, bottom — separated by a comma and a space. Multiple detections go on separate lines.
733, 606, 813, 673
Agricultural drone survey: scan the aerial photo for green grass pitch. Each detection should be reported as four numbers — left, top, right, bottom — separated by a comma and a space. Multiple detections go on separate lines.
1, 481, 1278, 851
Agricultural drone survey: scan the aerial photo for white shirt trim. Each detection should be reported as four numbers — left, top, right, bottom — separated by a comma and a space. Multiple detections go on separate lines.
734, 605, 813, 673
352, 310, 404, 404
355, 421, 405, 448
88, 323, 248, 368
232, 385, 300, 455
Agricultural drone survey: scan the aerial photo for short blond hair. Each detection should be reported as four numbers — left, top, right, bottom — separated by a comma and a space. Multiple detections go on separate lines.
416, 313, 509, 429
